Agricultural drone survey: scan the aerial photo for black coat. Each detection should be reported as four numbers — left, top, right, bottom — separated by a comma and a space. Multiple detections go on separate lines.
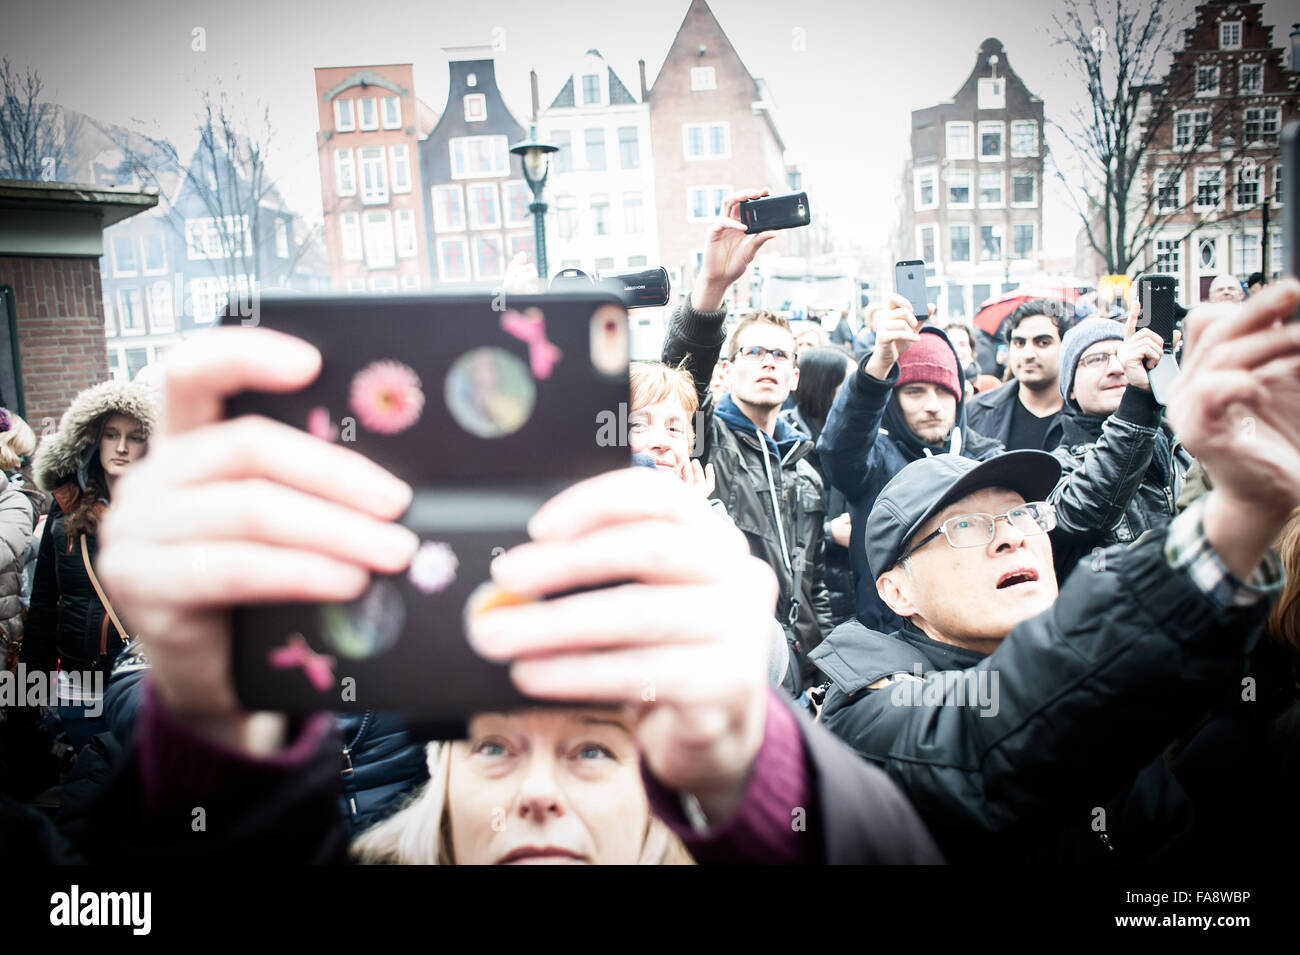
810, 520, 1273, 863
965, 380, 1064, 452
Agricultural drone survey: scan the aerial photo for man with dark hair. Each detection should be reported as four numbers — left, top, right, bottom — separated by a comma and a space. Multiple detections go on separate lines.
661, 191, 834, 695
966, 299, 1069, 451
1246, 272, 1266, 296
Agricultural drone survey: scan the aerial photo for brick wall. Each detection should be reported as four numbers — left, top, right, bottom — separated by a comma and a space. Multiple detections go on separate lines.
0, 254, 110, 432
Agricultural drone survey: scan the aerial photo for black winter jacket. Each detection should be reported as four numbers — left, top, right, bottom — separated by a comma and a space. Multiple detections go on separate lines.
662, 301, 834, 693
810, 518, 1272, 863
1048, 386, 1192, 578
965, 380, 1064, 452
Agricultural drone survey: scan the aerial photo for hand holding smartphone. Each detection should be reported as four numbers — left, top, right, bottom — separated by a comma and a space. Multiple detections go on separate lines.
894, 260, 930, 324
738, 192, 811, 234
1136, 273, 1180, 404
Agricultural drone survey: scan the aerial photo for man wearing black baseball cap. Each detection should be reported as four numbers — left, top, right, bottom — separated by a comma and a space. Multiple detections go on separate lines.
809, 271, 1300, 867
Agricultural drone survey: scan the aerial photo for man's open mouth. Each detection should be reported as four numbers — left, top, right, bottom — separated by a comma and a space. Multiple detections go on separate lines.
996, 568, 1040, 589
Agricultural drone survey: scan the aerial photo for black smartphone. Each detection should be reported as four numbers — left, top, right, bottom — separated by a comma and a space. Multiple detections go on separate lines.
894, 259, 929, 323
1284, 120, 1298, 321
1137, 273, 1179, 404
221, 291, 630, 736
739, 192, 810, 234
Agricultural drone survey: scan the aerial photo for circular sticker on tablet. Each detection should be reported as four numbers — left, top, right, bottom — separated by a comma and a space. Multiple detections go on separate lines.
319, 578, 406, 659
445, 347, 536, 439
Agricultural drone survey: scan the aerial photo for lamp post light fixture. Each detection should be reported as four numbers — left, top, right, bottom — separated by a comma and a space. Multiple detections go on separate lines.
509, 125, 559, 281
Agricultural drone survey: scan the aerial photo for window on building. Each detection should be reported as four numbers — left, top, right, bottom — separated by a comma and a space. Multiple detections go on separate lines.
359, 97, 379, 130
473, 234, 505, 280
618, 127, 639, 169
466, 182, 501, 229
400, 275, 421, 291
946, 122, 973, 159
683, 123, 729, 159
363, 211, 395, 269
141, 233, 167, 274
1175, 110, 1212, 149
125, 348, 149, 381
1012, 224, 1034, 260
112, 235, 138, 276
1235, 164, 1261, 208
687, 186, 730, 220
581, 74, 601, 106
117, 288, 145, 333
369, 276, 398, 294
950, 225, 971, 262
449, 136, 510, 179
1220, 21, 1242, 49
382, 96, 402, 129
1199, 235, 1219, 269
463, 94, 487, 123
691, 67, 716, 91
584, 128, 607, 171
590, 195, 610, 236
1010, 121, 1038, 157
623, 192, 643, 233
981, 225, 1003, 261
507, 232, 535, 265
1275, 165, 1284, 205
335, 149, 356, 197
340, 212, 363, 261
1240, 63, 1262, 93
1011, 170, 1036, 205
438, 237, 470, 282
556, 198, 578, 239
1155, 238, 1183, 298
595, 257, 615, 272
979, 170, 1003, 206
1194, 168, 1223, 210
915, 168, 936, 209
185, 216, 252, 260
1156, 170, 1182, 212
345, 278, 366, 293
551, 130, 572, 173
1242, 107, 1282, 145
432, 185, 466, 232
947, 170, 972, 207
359, 147, 388, 204
919, 225, 936, 264
502, 181, 531, 228
978, 122, 1004, 161
147, 281, 174, 332
1232, 234, 1261, 274
977, 77, 1005, 110
334, 99, 355, 132
395, 209, 417, 258
1195, 65, 1219, 96
627, 255, 648, 267
389, 145, 411, 193
275, 219, 289, 258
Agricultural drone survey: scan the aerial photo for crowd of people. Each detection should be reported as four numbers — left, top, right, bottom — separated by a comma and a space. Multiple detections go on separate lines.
1, 187, 1298, 867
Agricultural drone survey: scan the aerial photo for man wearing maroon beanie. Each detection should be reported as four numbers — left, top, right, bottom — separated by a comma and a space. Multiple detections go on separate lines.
816, 293, 1004, 632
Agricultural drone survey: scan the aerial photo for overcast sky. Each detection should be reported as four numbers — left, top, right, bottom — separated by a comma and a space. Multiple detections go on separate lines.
5, 0, 1297, 259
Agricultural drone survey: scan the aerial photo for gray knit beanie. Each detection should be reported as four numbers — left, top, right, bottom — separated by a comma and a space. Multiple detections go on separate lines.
1059, 317, 1125, 412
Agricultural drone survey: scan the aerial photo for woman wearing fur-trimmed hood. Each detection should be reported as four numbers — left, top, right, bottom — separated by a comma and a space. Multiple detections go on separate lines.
21, 379, 158, 750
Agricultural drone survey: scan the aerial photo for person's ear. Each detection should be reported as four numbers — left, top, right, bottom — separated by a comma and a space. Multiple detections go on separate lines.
877, 568, 919, 618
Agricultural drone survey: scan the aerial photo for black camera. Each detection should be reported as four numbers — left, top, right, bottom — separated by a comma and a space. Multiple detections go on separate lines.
548, 266, 671, 309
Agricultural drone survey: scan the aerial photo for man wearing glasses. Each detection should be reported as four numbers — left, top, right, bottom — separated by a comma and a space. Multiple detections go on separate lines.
1047, 315, 1193, 577
662, 189, 834, 696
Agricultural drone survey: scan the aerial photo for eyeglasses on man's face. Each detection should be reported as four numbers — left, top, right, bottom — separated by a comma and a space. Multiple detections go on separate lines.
897, 502, 1057, 564
732, 345, 795, 365
1078, 348, 1122, 371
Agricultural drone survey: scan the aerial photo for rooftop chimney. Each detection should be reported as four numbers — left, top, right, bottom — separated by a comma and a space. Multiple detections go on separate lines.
530, 69, 540, 119
1291, 23, 1300, 73
639, 59, 648, 100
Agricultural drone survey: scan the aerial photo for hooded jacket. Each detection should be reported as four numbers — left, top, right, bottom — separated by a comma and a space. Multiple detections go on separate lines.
966, 380, 1065, 452
816, 326, 1003, 632
0, 471, 40, 663
22, 380, 159, 674
662, 302, 834, 695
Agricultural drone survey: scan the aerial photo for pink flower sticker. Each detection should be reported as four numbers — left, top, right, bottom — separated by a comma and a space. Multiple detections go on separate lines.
500, 308, 562, 380
307, 406, 338, 441
268, 633, 336, 692
409, 541, 458, 594
350, 360, 425, 434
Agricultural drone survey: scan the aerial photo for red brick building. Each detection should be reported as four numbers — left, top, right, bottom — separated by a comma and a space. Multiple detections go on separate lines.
314, 65, 438, 293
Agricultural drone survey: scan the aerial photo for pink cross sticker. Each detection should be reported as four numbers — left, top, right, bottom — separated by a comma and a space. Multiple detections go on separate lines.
500, 308, 562, 379
269, 634, 337, 693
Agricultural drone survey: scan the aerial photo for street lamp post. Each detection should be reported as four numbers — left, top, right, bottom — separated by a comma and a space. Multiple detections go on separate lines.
509, 125, 559, 281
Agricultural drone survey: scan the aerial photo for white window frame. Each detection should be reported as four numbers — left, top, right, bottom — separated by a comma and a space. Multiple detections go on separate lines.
1174, 109, 1213, 151
140, 233, 167, 275
449, 135, 510, 180
334, 99, 355, 133
117, 287, 145, 335
471, 234, 505, 282
1010, 121, 1038, 158
432, 185, 466, 232
980, 224, 1004, 262
147, 280, 175, 332
389, 145, 411, 194
1195, 64, 1219, 97
914, 166, 937, 210
949, 224, 971, 263
359, 146, 389, 205
686, 185, 731, 221
1274, 165, 1284, 206
579, 73, 603, 107
1239, 63, 1262, 94
622, 192, 644, 234
502, 181, 531, 229
691, 67, 716, 91
340, 212, 363, 262
945, 122, 974, 160
1220, 21, 1242, 50
946, 169, 973, 209
358, 97, 379, 131
1010, 169, 1037, 207
463, 93, 487, 123
1231, 232, 1261, 275
1197, 234, 1221, 273
111, 235, 138, 277
617, 126, 640, 170
1010, 223, 1035, 261
466, 182, 502, 230
362, 210, 395, 269
369, 276, 398, 294
1234, 163, 1262, 209
555, 198, 578, 240
682, 123, 730, 160
381, 96, 402, 130
1193, 166, 1224, 212
978, 121, 1004, 162
979, 169, 1004, 208
590, 194, 611, 237
1155, 169, 1183, 213
507, 231, 534, 264
916, 224, 939, 269
334, 148, 356, 197
395, 209, 417, 259
1154, 237, 1183, 299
